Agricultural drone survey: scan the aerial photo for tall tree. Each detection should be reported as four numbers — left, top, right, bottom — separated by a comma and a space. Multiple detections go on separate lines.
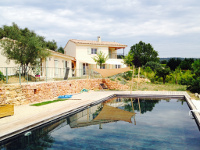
0, 23, 50, 75
166, 58, 182, 71
0, 23, 21, 40
0, 23, 58, 51
92, 51, 108, 69
128, 41, 159, 67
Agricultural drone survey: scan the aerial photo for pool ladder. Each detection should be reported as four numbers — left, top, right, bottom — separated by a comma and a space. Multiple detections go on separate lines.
189, 110, 200, 116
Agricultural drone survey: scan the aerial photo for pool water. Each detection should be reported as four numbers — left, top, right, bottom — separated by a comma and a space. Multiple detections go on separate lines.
1, 97, 200, 150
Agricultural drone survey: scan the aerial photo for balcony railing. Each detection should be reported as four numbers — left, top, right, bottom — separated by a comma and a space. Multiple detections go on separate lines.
109, 53, 124, 59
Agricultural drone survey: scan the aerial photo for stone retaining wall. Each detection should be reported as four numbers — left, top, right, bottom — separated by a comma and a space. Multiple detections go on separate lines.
0, 79, 129, 105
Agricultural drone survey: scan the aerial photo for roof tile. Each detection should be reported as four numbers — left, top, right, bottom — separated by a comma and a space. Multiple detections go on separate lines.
69, 39, 127, 47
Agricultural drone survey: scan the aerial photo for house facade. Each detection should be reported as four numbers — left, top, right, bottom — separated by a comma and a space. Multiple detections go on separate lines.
0, 43, 21, 76
64, 36, 127, 77
0, 43, 20, 68
0, 43, 74, 79
40, 50, 75, 79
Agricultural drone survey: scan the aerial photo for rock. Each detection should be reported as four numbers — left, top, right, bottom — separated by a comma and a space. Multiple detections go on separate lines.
0, 79, 129, 105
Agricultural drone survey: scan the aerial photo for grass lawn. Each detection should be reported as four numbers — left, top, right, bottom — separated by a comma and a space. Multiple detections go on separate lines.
131, 82, 187, 91
127, 81, 198, 99
31, 98, 68, 106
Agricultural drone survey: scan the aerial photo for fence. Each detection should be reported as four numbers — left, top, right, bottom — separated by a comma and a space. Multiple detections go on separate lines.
0, 67, 102, 84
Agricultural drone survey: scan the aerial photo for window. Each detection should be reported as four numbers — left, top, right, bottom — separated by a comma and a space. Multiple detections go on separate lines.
100, 64, 106, 69
83, 63, 89, 75
91, 48, 97, 54
115, 65, 121, 68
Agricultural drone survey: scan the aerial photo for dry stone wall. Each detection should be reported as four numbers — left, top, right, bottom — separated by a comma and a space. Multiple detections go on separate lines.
0, 79, 129, 105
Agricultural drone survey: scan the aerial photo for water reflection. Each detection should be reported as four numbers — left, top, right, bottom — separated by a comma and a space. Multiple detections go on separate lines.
68, 97, 161, 129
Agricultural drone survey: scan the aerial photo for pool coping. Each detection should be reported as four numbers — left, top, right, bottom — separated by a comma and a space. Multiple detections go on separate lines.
0, 91, 199, 143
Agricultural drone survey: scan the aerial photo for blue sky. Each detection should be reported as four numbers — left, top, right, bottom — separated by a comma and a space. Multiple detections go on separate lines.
0, 0, 200, 58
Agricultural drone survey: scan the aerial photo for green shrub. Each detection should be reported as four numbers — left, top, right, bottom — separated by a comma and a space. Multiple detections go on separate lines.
117, 77, 121, 81
122, 71, 132, 80
179, 70, 194, 86
187, 77, 200, 93
0, 71, 5, 81
120, 79, 127, 85
110, 78, 115, 81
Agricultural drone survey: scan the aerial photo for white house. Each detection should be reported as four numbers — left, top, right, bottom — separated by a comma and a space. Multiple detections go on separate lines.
0, 41, 21, 76
40, 50, 75, 78
64, 36, 127, 77
0, 39, 75, 79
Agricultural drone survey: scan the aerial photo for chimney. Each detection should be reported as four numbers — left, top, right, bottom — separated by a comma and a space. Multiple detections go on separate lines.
97, 36, 101, 42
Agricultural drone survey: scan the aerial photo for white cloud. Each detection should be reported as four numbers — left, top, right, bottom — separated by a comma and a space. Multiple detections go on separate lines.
0, 0, 200, 57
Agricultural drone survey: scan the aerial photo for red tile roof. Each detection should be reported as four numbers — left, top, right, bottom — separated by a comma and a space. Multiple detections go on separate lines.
69, 39, 127, 47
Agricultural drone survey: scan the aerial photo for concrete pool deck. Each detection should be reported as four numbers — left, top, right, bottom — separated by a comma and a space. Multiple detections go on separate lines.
0, 91, 200, 142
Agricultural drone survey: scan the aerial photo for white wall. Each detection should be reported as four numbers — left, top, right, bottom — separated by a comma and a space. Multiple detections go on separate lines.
0, 46, 20, 76
0, 46, 19, 68
41, 55, 72, 78
76, 45, 108, 64
64, 41, 76, 58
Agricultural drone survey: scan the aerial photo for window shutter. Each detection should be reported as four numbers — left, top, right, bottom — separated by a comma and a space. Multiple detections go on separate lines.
87, 48, 91, 55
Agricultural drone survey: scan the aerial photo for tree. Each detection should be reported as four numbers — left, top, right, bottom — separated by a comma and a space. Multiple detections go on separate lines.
0, 23, 50, 75
57, 46, 64, 54
144, 61, 162, 71
187, 59, 200, 93
0, 23, 21, 40
45, 40, 57, 51
179, 70, 194, 86
128, 41, 159, 67
192, 59, 200, 76
179, 58, 194, 70
155, 67, 171, 84
123, 53, 134, 66
160, 59, 167, 64
187, 77, 200, 93
0, 23, 58, 50
166, 58, 182, 71
174, 67, 181, 84
92, 51, 108, 68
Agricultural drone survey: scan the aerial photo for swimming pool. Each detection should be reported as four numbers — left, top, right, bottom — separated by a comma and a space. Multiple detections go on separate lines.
1, 97, 200, 149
